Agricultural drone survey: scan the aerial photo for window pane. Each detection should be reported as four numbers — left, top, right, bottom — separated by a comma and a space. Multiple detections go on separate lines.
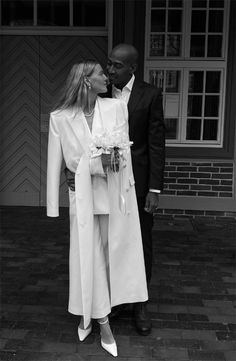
191, 10, 206, 32
165, 119, 178, 139
2, 0, 33, 26
208, 11, 223, 32
190, 35, 205, 57
203, 119, 218, 140
209, 0, 224, 8
73, 0, 106, 26
192, 0, 207, 8
186, 119, 201, 140
37, 0, 69, 26
149, 70, 164, 88
189, 71, 204, 93
168, 10, 182, 32
150, 34, 165, 56
151, 10, 166, 31
207, 35, 222, 57
167, 35, 181, 56
152, 0, 167, 7
188, 95, 202, 116
204, 95, 219, 116
205, 72, 221, 93
166, 71, 180, 92
169, 0, 182, 7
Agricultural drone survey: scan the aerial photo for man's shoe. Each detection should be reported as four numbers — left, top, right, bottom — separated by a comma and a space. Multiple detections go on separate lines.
134, 302, 152, 336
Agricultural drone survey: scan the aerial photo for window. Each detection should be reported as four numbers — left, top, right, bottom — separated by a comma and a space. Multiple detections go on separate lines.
0, 0, 106, 27
145, 0, 230, 147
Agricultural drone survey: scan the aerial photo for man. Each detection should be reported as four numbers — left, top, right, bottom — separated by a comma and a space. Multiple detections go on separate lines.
65, 44, 165, 335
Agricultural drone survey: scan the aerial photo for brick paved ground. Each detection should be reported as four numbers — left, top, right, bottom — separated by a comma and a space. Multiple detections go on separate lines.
0, 206, 236, 361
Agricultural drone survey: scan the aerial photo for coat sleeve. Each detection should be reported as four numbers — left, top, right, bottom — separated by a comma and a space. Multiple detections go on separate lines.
46, 114, 63, 217
148, 89, 165, 191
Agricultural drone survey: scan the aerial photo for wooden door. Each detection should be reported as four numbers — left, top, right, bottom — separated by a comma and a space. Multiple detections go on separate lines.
0, 35, 107, 206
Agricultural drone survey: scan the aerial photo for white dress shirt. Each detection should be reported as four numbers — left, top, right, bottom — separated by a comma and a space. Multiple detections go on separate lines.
112, 75, 160, 194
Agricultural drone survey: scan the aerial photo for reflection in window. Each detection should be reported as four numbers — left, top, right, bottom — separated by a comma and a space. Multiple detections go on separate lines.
208, 10, 223, 32
186, 119, 201, 140
167, 35, 181, 56
204, 96, 219, 117
166, 70, 180, 92
203, 119, 218, 140
37, 0, 69, 26
205, 72, 221, 93
207, 36, 222, 57
188, 95, 202, 116
2, 0, 33, 26
189, 71, 204, 93
168, 10, 182, 32
165, 118, 178, 139
191, 10, 206, 32
73, 0, 106, 27
190, 35, 205, 57
151, 10, 166, 32
150, 35, 165, 56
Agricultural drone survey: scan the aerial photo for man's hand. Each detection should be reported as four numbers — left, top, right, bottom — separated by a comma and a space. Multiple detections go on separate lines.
144, 192, 159, 214
64, 168, 75, 191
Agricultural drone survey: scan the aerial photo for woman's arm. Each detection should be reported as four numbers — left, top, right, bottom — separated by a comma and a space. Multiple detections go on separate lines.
47, 114, 63, 217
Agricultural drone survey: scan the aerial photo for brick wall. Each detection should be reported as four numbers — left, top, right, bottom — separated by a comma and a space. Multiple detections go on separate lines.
163, 161, 234, 198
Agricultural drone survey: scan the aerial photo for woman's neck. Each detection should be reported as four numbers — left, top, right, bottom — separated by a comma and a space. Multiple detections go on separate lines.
85, 93, 97, 114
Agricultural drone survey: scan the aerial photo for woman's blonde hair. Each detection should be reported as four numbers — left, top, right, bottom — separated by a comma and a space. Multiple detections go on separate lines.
53, 60, 99, 111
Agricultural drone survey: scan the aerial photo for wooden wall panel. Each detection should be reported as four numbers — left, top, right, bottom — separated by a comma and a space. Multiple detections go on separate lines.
0, 36, 40, 205
0, 35, 108, 206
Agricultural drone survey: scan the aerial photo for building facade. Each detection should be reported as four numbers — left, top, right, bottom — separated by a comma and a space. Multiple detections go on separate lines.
0, 0, 235, 218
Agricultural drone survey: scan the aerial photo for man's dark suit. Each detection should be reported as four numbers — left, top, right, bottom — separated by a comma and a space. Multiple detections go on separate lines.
107, 78, 165, 283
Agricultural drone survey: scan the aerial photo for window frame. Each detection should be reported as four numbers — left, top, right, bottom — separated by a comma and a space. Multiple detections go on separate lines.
0, 0, 111, 36
144, 0, 232, 155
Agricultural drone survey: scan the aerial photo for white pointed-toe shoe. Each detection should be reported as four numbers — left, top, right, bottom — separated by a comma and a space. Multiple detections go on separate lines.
78, 323, 92, 341
101, 339, 118, 357
98, 318, 118, 357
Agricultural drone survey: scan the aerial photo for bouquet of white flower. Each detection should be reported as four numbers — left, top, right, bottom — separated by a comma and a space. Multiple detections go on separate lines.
90, 129, 133, 172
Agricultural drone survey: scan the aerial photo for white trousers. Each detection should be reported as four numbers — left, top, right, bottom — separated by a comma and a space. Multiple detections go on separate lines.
68, 213, 111, 320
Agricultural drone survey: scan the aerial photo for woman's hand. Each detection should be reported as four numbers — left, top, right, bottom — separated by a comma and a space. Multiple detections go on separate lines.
101, 150, 120, 173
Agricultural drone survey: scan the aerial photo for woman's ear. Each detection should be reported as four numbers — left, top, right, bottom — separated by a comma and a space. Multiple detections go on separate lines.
84, 77, 92, 89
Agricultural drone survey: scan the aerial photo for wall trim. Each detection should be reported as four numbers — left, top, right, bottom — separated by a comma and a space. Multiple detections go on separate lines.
159, 194, 236, 212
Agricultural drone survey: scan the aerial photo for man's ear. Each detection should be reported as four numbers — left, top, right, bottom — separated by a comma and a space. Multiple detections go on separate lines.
130, 63, 137, 74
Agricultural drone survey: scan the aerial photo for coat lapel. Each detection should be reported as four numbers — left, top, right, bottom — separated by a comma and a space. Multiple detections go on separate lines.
128, 79, 144, 116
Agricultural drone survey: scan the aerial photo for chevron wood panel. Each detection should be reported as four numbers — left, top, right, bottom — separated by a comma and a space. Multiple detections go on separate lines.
0, 35, 107, 206
0, 36, 40, 204
39, 36, 108, 206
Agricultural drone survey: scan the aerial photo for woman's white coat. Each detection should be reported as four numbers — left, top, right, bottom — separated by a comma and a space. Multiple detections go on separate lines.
47, 97, 148, 327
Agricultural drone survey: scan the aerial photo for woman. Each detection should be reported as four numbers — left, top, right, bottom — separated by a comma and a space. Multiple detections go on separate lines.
47, 60, 148, 357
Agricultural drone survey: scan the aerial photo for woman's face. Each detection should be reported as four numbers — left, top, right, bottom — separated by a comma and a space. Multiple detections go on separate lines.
88, 64, 108, 94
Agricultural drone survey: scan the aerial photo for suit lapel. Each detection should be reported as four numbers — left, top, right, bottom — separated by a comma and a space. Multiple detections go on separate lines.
128, 80, 144, 116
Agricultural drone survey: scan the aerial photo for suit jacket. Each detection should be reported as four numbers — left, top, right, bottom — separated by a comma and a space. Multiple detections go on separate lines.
104, 79, 165, 197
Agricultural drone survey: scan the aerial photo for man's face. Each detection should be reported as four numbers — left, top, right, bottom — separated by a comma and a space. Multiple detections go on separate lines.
106, 49, 133, 89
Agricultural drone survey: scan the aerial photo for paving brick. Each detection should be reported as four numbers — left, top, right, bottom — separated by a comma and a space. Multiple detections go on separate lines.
1, 207, 236, 361
188, 349, 226, 360
224, 350, 236, 361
